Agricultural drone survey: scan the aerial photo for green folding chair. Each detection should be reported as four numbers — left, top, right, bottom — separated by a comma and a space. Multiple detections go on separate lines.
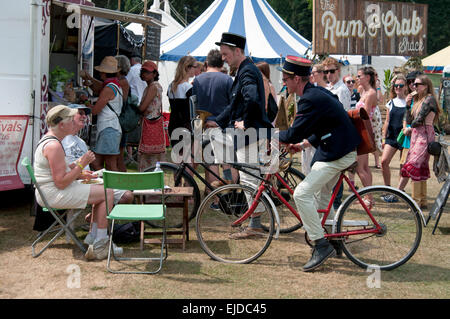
103, 170, 167, 274
21, 157, 86, 257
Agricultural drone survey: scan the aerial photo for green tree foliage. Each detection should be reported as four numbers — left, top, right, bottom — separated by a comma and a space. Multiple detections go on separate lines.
92, 0, 449, 56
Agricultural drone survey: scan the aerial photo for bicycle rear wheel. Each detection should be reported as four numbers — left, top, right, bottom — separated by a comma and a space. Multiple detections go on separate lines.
196, 184, 275, 264
144, 162, 200, 229
336, 187, 422, 270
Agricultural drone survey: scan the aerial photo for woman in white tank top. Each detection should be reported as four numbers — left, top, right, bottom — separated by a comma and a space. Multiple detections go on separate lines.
83, 56, 123, 171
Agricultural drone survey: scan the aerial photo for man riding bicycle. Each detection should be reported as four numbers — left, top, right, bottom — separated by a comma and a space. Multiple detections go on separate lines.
278, 56, 360, 272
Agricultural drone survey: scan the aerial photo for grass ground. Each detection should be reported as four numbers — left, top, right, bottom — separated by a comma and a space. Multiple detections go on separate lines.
0, 149, 449, 300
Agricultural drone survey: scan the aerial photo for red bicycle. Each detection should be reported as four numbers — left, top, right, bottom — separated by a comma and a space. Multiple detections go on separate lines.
195, 156, 424, 270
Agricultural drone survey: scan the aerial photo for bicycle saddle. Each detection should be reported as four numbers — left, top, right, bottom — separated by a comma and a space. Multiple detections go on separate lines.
342, 161, 358, 173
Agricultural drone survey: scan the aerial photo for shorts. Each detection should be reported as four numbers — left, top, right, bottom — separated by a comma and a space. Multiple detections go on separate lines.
113, 189, 127, 205
385, 138, 403, 150
93, 127, 121, 155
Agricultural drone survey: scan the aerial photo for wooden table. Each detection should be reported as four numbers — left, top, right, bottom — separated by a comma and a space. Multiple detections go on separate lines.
133, 187, 193, 250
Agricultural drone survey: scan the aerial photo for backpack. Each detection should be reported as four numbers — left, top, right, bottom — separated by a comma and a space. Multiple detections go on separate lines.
112, 222, 141, 244
106, 84, 141, 133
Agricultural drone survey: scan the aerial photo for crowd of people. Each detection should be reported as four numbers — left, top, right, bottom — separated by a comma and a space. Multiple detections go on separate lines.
33, 32, 441, 269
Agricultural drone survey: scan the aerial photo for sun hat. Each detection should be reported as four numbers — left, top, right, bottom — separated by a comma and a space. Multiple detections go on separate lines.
68, 103, 91, 115
94, 56, 121, 73
46, 105, 78, 127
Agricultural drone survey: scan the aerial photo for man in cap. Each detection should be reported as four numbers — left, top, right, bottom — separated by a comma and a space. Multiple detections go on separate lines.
208, 32, 272, 237
278, 56, 360, 271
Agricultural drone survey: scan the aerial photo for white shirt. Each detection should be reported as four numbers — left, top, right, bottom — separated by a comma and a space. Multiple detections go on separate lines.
385, 97, 406, 111
168, 82, 192, 99
126, 63, 147, 103
328, 80, 351, 111
62, 134, 91, 170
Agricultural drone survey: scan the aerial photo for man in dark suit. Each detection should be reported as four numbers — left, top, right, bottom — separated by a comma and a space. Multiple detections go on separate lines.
214, 32, 272, 133
278, 56, 360, 272
208, 32, 273, 238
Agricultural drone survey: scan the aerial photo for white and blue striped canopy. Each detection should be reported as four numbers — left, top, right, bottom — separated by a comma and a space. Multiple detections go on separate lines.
160, 0, 311, 64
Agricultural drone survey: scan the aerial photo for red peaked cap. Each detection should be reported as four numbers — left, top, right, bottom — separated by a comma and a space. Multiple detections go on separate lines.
279, 55, 312, 76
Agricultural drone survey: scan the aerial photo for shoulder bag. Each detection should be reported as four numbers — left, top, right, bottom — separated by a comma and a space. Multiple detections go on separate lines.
347, 107, 376, 155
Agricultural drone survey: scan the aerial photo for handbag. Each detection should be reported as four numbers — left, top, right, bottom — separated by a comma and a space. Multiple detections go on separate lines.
347, 108, 376, 155
267, 93, 278, 122
106, 83, 141, 133
396, 130, 406, 145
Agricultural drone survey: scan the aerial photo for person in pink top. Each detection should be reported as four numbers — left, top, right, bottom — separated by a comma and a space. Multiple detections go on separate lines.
398, 75, 441, 209
355, 66, 378, 207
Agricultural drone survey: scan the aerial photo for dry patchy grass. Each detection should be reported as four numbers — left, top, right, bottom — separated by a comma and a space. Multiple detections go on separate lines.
0, 151, 449, 299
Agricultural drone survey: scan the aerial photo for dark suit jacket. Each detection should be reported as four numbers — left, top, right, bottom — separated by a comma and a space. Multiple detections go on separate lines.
279, 82, 360, 165
215, 58, 273, 134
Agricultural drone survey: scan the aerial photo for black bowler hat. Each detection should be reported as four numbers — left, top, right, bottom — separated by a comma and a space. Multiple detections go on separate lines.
277, 55, 312, 76
215, 32, 246, 50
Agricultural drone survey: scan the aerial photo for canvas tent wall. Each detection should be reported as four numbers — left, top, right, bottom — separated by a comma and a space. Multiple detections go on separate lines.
331, 55, 408, 94
423, 45, 450, 74
157, 0, 312, 111
126, 0, 184, 43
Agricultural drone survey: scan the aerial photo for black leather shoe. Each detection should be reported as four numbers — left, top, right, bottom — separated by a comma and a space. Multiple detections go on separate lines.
330, 240, 343, 258
302, 238, 336, 272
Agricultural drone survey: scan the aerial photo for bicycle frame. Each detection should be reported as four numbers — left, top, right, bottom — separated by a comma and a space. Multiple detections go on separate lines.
232, 171, 384, 239
172, 151, 270, 193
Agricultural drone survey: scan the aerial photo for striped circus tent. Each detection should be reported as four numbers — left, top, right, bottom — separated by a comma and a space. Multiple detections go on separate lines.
159, 0, 311, 64
157, 0, 311, 111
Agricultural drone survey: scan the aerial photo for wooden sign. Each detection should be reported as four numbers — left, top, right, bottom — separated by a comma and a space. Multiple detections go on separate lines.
313, 0, 428, 56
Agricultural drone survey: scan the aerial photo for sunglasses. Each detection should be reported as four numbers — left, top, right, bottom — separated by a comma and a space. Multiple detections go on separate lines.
346, 80, 355, 84
394, 84, 405, 88
323, 69, 336, 74
413, 82, 426, 87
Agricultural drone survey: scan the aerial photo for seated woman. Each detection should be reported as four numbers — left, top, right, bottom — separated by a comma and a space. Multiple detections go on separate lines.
34, 105, 120, 261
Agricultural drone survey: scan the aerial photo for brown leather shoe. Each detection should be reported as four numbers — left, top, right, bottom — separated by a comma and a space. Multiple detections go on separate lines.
229, 227, 264, 239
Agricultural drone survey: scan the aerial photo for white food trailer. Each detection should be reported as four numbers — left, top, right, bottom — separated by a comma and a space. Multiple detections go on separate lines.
0, 0, 163, 191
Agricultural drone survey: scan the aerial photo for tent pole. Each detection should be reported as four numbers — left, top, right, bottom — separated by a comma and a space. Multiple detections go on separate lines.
117, 0, 121, 54
142, 0, 148, 59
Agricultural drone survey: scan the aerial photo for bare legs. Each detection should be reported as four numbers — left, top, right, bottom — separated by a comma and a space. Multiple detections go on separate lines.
356, 153, 372, 187
381, 144, 398, 186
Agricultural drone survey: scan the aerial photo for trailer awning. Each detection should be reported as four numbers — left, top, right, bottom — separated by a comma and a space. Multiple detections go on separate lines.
52, 0, 166, 28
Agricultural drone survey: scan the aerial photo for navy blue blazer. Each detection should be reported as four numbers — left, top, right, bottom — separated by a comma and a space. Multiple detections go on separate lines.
215, 57, 273, 133
279, 82, 360, 165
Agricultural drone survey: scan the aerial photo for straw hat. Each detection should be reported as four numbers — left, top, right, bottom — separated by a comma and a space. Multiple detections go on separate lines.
94, 56, 121, 73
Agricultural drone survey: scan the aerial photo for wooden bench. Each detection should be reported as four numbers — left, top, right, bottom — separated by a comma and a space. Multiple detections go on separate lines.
133, 187, 193, 250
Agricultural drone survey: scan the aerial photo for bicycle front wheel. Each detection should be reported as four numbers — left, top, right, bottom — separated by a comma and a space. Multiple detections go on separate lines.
336, 187, 422, 271
196, 184, 275, 264
144, 162, 200, 229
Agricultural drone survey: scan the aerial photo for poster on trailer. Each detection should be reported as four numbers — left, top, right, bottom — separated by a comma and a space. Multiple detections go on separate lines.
0, 116, 29, 191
